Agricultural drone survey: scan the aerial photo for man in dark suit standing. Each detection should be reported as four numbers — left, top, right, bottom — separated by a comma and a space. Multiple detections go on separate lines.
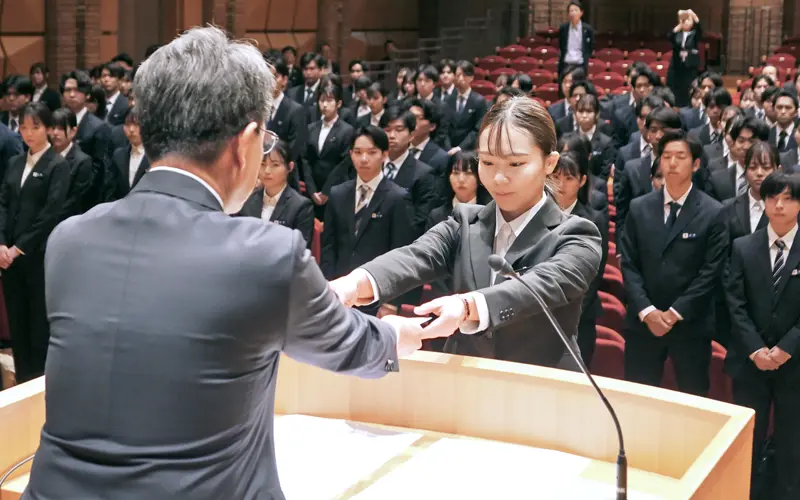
769, 91, 798, 154
49, 108, 94, 218
408, 98, 450, 202
286, 52, 324, 114
265, 57, 308, 188
558, 1, 594, 79
724, 172, 800, 500
445, 60, 489, 155
100, 62, 129, 126
23, 27, 437, 500
0, 121, 23, 182
620, 130, 728, 396
779, 125, 800, 170
29, 63, 61, 112
109, 111, 149, 200
706, 116, 770, 202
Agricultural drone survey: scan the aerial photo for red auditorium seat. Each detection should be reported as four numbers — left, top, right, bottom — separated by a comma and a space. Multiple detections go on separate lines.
497, 44, 529, 59
629, 48, 658, 63
598, 301, 625, 334
471, 80, 496, 96
510, 56, 541, 73
476, 55, 508, 71
649, 62, 669, 80
738, 79, 753, 92
648, 40, 672, 55
530, 46, 560, 59
489, 67, 515, 80
596, 325, 624, 344
312, 219, 322, 264
661, 51, 673, 62
774, 45, 800, 58
590, 72, 625, 91
535, 83, 559, 104
527, 69, 555, 87
587, 59, 608, 76
541, 58, 560, 74
610, 60, 633, 76
535, 27, 558, 38
518, 36, 548, 48
474, 67, 489, 80
596, 48, 625, 63
766, 53, 797, 70
531, 96, 546, 107
591, 339, 625, 379
483, 93, 496, 102
601, 268, 625, 303
610, 86, 629, 96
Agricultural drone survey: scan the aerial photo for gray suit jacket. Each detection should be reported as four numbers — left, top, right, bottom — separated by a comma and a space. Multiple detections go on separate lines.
361, 198, 602, 367
25, 169, 398, 500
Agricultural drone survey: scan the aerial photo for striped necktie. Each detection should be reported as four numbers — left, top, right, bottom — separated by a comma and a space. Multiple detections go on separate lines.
773, 239, 786, 291
384, 162, 397, 180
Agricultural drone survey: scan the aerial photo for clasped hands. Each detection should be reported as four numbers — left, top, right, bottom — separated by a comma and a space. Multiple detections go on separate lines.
0, 245, 21, 270
643, 309, 681, 337
751, 346, 791, 372
329, 271, 472, 356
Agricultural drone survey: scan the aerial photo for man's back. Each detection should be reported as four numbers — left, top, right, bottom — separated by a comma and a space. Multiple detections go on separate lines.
26, 170, 398, 500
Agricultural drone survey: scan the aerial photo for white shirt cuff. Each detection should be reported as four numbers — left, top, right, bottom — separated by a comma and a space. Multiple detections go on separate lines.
353, 268, 380, 304
669, 307, 684, 321
638, 305, 656, 322
459, 292, 489, 334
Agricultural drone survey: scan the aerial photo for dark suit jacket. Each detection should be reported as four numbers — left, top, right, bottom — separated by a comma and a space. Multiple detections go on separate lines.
547, 100, 570, 123
769, 125, 799, 153
572, 201, 608, 325
269, 95, 308, 166
389, 154, 439, 235
35, 87, 62, 112
613, 102, 638, 146
558, 21, 595, 76
680, 107, 705, 132
361, 199, 602, 367
108, 124, 129, 157
705, 165, 739, 202
416, 139, 450, 202
724, 228, 800, 376
620, 187, 728, 336
444, 91, 488, 150
0, 122, 23, 182
238, 186, 314, 246
614, 137, 643, 178
321, 177, 415, 279
722, 192, 768, 245
0, 148, 70, 254
105, 94, 129, 126
668, 23, 704, 71
25, 169, 398, 500
110, 146, 150, 200
75, 112, 112, 207
287, 65, 304, 88
615, 156, 653, 240
703, 140, 725, 161
300, 118, 355, 196
780, 148, 798, 170
688, 123, 719, 146
62, 144, 94, 218
589, 130, 616, 179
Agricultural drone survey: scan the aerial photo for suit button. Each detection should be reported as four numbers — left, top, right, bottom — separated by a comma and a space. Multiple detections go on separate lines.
384, 359, 396, 372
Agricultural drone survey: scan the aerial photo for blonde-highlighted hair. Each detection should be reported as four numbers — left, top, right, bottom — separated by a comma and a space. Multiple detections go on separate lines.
479, 96, 557, 158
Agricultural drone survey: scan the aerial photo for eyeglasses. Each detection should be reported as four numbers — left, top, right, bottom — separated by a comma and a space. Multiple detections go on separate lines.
262, 128, 279, 156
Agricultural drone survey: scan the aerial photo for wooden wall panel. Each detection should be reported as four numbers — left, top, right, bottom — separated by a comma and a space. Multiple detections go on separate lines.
182, 0, 203, 30
101, 0, 118, 32
0, 36, 45, 74
1, 0, 45, 33
100, 34, 118, 63
292, 0, 316, 31
350, 0, 417, 30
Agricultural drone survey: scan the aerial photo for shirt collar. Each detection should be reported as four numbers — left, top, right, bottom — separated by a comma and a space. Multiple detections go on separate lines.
371, 109, 385, 124
768, 223, 798, 252
75, 107, 88, 125
131, 144, 145, 156
495, 192, 548, 238
147, 166, 224, 208
640, 136, 649, 154
356, 172, 384, 191
106, 91, 120, 106
263, 184, 287, 207
322, 115, 338, 128
60, 142, 74, 158
27, 144, 51, 165
385, 148, 410, 169
562, 199, 578, 215
748, 190, 764, 210
413, 137, 430, 152
570, 21, 582, 31
776, 122, 795, 136
272, 93, 284, 116
458, 88, 472, 100
664, 183, 693, 206
306, 80, 320, 93
453, 195, 478, 207
582, 126, 596, 141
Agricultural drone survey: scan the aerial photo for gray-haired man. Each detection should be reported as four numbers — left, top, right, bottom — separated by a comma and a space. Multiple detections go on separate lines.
23, 27, 443, 500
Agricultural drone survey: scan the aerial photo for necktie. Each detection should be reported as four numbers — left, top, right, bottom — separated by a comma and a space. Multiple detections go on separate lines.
642, 144, 652, 158
495, 223, 514, 258
356, 184, 370, 213
778, 130, 788, 150
773, 239, 786, 291
736, 171, 748, 196
709, 131, 718, 144
9, 118, 17, 133
304, 87, 313, 103
384, 162, 396, 180
665, 201, 681, 232
409, 147, 420, 158
457, 96, 465, 114
757, 108, 765, 120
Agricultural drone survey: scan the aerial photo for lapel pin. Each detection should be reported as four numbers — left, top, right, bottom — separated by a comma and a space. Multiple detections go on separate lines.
682, 232, 688, 239
792, 269, 799, 276
32, 172, 43, 178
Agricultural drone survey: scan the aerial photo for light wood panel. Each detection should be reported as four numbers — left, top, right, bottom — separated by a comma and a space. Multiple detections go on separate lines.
1, 0, 44, 33
101, 0, 118, 33
0, 36, 45, 74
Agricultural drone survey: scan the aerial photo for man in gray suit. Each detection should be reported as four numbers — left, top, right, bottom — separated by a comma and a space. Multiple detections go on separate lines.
23, 27, 439, 500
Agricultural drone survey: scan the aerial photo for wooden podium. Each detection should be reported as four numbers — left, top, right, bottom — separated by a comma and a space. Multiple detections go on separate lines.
1, 352, 754, 499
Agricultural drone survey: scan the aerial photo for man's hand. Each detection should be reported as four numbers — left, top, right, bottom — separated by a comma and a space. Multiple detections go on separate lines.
751, 347, 780, 371
329, 270, 376, 307
414, 295, 468, 339
0, 245, 11, 270
768, 346, 791, 368
644, 310, 673, 337
662, 309, 681, 327
381, 314, 455, 358
311, 193, 328, 205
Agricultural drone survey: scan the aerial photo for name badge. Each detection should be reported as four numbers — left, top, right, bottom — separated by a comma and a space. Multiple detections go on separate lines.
681, 233, 697, 239
792, 269, 799, 276
275, 220, 287, 226
371, 212, 383, 219
31, 172, 43, 178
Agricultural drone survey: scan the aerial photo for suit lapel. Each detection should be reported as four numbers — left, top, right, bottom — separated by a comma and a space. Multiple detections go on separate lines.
504, 198, 564, 269
664, 187, 700, 250
8, 156, 24, 197
392, 154, 415, 188
774, 230, 800, 303
133, 155, 150, 186
320, 120, 341, 156
469, 203, 496, 289
310, 122, 322, 154
354, 179, 388, 244
345, 182, 357, 237
734, 193, 751, 234
270, 187, 291, 222
21, 148, 56, 194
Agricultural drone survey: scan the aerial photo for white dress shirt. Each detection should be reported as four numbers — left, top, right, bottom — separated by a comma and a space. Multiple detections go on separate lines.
147, 167, 224, 208
369, 110, 385, 127
582, 126, 596, 141
384, 149, 410, 178
455, 89, 472, 112
303, 80, 320, 102
261, 185, 286, 221
638, 184, 693, 322
411, 138, 430, 160
318, 116, 337, 152
748, 191, 765, 233
21, 144, 51, 187
453, 196, 477, 207
768, 223, 797, 269
270, 93, 284, 121
357, 104, 371, 117
562, 199, 578, 215
33, 86, 46, 103
129, 146, 145, 187
354, 172, 384, 212
59, 142, 74, 159
775, 122, 795, 146
106, 91, 121, 112
565, 22, 584, 64
441, 85, 455, 102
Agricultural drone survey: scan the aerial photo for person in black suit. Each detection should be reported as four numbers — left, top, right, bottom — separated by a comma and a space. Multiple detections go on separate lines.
300, 80, 355, 219
548, 67, 585, 119
613, 68, 661, 146
29, 63, 61, 112
280, 45, 304, 89
342, 59, 366, 108
318, 42, 340, 76
0, 102, 70, 383
48, 108, 93, 218
779, 125, 800, 169
620, 130, 728, 396
0, 121, 23, 182
559, 133, 608, 215
100, 62, 129, 126
238, 140, 314, 246
552, 152, 608, 366
706, 116, 770, 201
666, 9, 703, 108
724, 172, 800, 500
680, 72, 724, 132
359, 81, 388, 128
379, 106, 439, 236
408, 98, 450, 202
769, 90, 798, 153
703, 105, 742, 162
570, 94, 615, 180
347, 75, 373, 125
434, 59, 457, 104
557, 1, 594, 79
415, 65, 452, 151
321, 125, 415, 287
614, 95, 664, 180
688, 87, 732, 146
61, 70, 112, 209
445, 60, 489, 155
616, 106, 682, 243
109, 111, 149, 200
286, 52, 324, 113
1, 76, 33, 134
264, 56, 308, 188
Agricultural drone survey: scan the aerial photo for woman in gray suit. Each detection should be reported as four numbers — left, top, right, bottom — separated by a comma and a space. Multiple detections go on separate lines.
332, 96, 603, 368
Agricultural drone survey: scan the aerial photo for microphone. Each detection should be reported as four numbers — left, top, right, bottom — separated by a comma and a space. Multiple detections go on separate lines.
488, 254, 627, 500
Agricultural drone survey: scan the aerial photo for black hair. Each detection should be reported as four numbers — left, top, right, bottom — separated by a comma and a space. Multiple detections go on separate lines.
102, 62, 126, 79
89, 65, 103, 80
7, 76, 34, 98
567, 1, 584, 11
348, 59, 366, 72
745, 140, 780, 170
633, 68, 661, 88
124, 108, 139, 125
564, 66, 586, 81
29, 62, 48, 76
144, 44, 162, 59
703, 87, 733, 109
651, 86, 676, 107
408, 98, 441, 129
366, 81, 388, 99
267, 139, 291, 167
509, 73, 533, 93
20, 101, 54, 127
558, 132, 591, 161
416, 65, 439, 83
698, 71, 724, 89
317, 75, 343, 102
87, 85, 107, 118
300, 52, 326, 69
59, 69, 93, 95
281, 46, 297, 56
438, 58, 456, 73
352, 125, 390, 151
760, 86, 780, 105
656, 129, 703, 160
51, 107, 77, 132
493, 86, 525, 104
378, 106, 416, 132
645, 106, 682, 130
354, 75, 373, 92
553, 151, 590, 205
569, 80, 597, 98
111, 52, 135, 67
730, 116, 770, 141
455, 60, 476, 78
270, 57, 290, 78
443, 150, 489, 202
575, 94, 600, 113
751, 75, 774, 91
760, 171, 800, 200
636, 95, 665, 118
773, 89, 799, 109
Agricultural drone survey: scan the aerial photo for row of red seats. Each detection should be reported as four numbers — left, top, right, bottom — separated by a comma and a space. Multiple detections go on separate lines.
496, 45, 672, 65
476, 58, 666, 81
